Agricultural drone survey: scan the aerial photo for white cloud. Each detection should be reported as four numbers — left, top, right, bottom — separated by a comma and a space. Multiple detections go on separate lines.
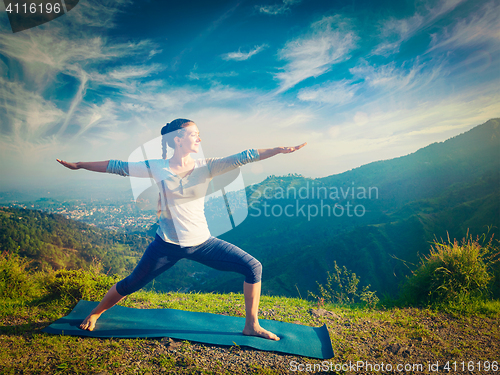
88, 64, 164, 90
353, 112, 369, 126
120, 90, 200, 114
351, 62, 417, 89
70, 99, 119, 140
148, 49, 162, 58
0, 76, 65, 141
1, 0, 498, 193
350, 59, 443, 95
0, 27, 159, 92
183, 103, 316, 181
320, 87, 500, 167
275, 15, 358, 93
222, 44, 268, 61
297, 79, 359, 105
203, 86, 254, 102
372, 14, 425, 56
428, 1, 500, 52
63, 0, 133, 28
0, 30, 105, 79
119, 84, 255, 114
188, 71, 238, 81
57, 67, 89, 136
257, 0, 301, 15
372, 0, 468, 56
0, 1, 172, 190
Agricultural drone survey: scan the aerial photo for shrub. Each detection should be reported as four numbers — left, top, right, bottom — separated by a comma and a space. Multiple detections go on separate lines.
0, 251, 39, 299
44, 261, 120, 302
402, 232, 499, 306
308, 261, 379, 307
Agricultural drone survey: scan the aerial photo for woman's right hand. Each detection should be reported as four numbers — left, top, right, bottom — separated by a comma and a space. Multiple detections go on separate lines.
56, 159, 79, 170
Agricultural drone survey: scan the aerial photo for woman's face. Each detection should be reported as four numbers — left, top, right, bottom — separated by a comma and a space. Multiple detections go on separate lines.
176, 123, 201, 153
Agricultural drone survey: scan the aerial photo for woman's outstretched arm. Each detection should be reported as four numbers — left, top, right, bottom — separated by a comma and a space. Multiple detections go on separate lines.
56, 159, 109, 173
257, 142, 307, 161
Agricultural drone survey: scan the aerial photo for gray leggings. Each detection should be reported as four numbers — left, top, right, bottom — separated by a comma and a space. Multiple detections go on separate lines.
116, 234, 262, 296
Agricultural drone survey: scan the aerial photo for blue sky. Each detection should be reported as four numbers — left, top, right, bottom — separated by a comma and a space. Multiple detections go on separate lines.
0, 0, 498, 196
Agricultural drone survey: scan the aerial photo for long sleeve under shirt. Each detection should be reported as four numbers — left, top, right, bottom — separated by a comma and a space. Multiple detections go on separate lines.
106, 149, 260, 247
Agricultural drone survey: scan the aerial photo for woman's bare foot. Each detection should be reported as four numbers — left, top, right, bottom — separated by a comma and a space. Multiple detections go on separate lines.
79, 313, 100, 331
243, 324, 280, 340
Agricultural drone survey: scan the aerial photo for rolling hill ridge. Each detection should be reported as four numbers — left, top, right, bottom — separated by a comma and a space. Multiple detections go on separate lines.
1, 119, 498, 299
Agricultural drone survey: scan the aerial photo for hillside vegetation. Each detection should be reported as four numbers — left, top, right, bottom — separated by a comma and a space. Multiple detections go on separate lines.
0, 207, 148, 274
1, 119, 498, 300
205, 119, 500, 297
1, 249, 499, 374
0, 207, 212, 293
1, 119, 499, 373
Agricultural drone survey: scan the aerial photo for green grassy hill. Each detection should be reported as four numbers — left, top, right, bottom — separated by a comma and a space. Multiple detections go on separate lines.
0, 207, 205, 293
1, 253, 499, 374
0, 207, 148, 274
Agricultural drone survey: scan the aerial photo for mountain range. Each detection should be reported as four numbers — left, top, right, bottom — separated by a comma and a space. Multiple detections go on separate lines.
1, 119, 498, 299
200, 118, 499, 297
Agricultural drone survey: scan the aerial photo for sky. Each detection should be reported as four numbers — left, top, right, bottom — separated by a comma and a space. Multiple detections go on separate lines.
0, 0, 499, 198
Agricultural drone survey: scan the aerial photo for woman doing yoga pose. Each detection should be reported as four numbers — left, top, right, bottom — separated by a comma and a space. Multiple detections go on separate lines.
57, 119, 306, 341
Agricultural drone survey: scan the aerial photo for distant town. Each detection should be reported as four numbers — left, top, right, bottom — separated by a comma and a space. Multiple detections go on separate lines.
2, 197, 158, 233
1, 192, 248, 235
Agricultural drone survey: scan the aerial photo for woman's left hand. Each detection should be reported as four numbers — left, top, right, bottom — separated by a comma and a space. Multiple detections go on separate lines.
258, 142, 307, 160
279, 142, 307, 154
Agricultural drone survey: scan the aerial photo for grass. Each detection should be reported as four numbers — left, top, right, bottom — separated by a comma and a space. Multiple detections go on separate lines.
2, 293, 500, 374
1, 251, 500, 374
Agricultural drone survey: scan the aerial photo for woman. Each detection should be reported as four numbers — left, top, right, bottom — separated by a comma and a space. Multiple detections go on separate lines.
57, 119, 306, 341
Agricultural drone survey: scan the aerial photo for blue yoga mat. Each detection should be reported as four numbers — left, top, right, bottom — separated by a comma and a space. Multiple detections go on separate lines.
43, 300, 334, 359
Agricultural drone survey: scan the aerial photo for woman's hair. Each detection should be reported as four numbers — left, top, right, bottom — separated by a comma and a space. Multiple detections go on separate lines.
158, 118, 194, 218
160, 118, 194, 159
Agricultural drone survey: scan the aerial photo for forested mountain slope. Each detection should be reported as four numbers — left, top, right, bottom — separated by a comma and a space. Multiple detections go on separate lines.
206, 119, 500, 297
1, 119, 498, 298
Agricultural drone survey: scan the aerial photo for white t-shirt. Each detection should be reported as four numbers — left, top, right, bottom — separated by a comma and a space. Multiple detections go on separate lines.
106, 149, 260, 246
